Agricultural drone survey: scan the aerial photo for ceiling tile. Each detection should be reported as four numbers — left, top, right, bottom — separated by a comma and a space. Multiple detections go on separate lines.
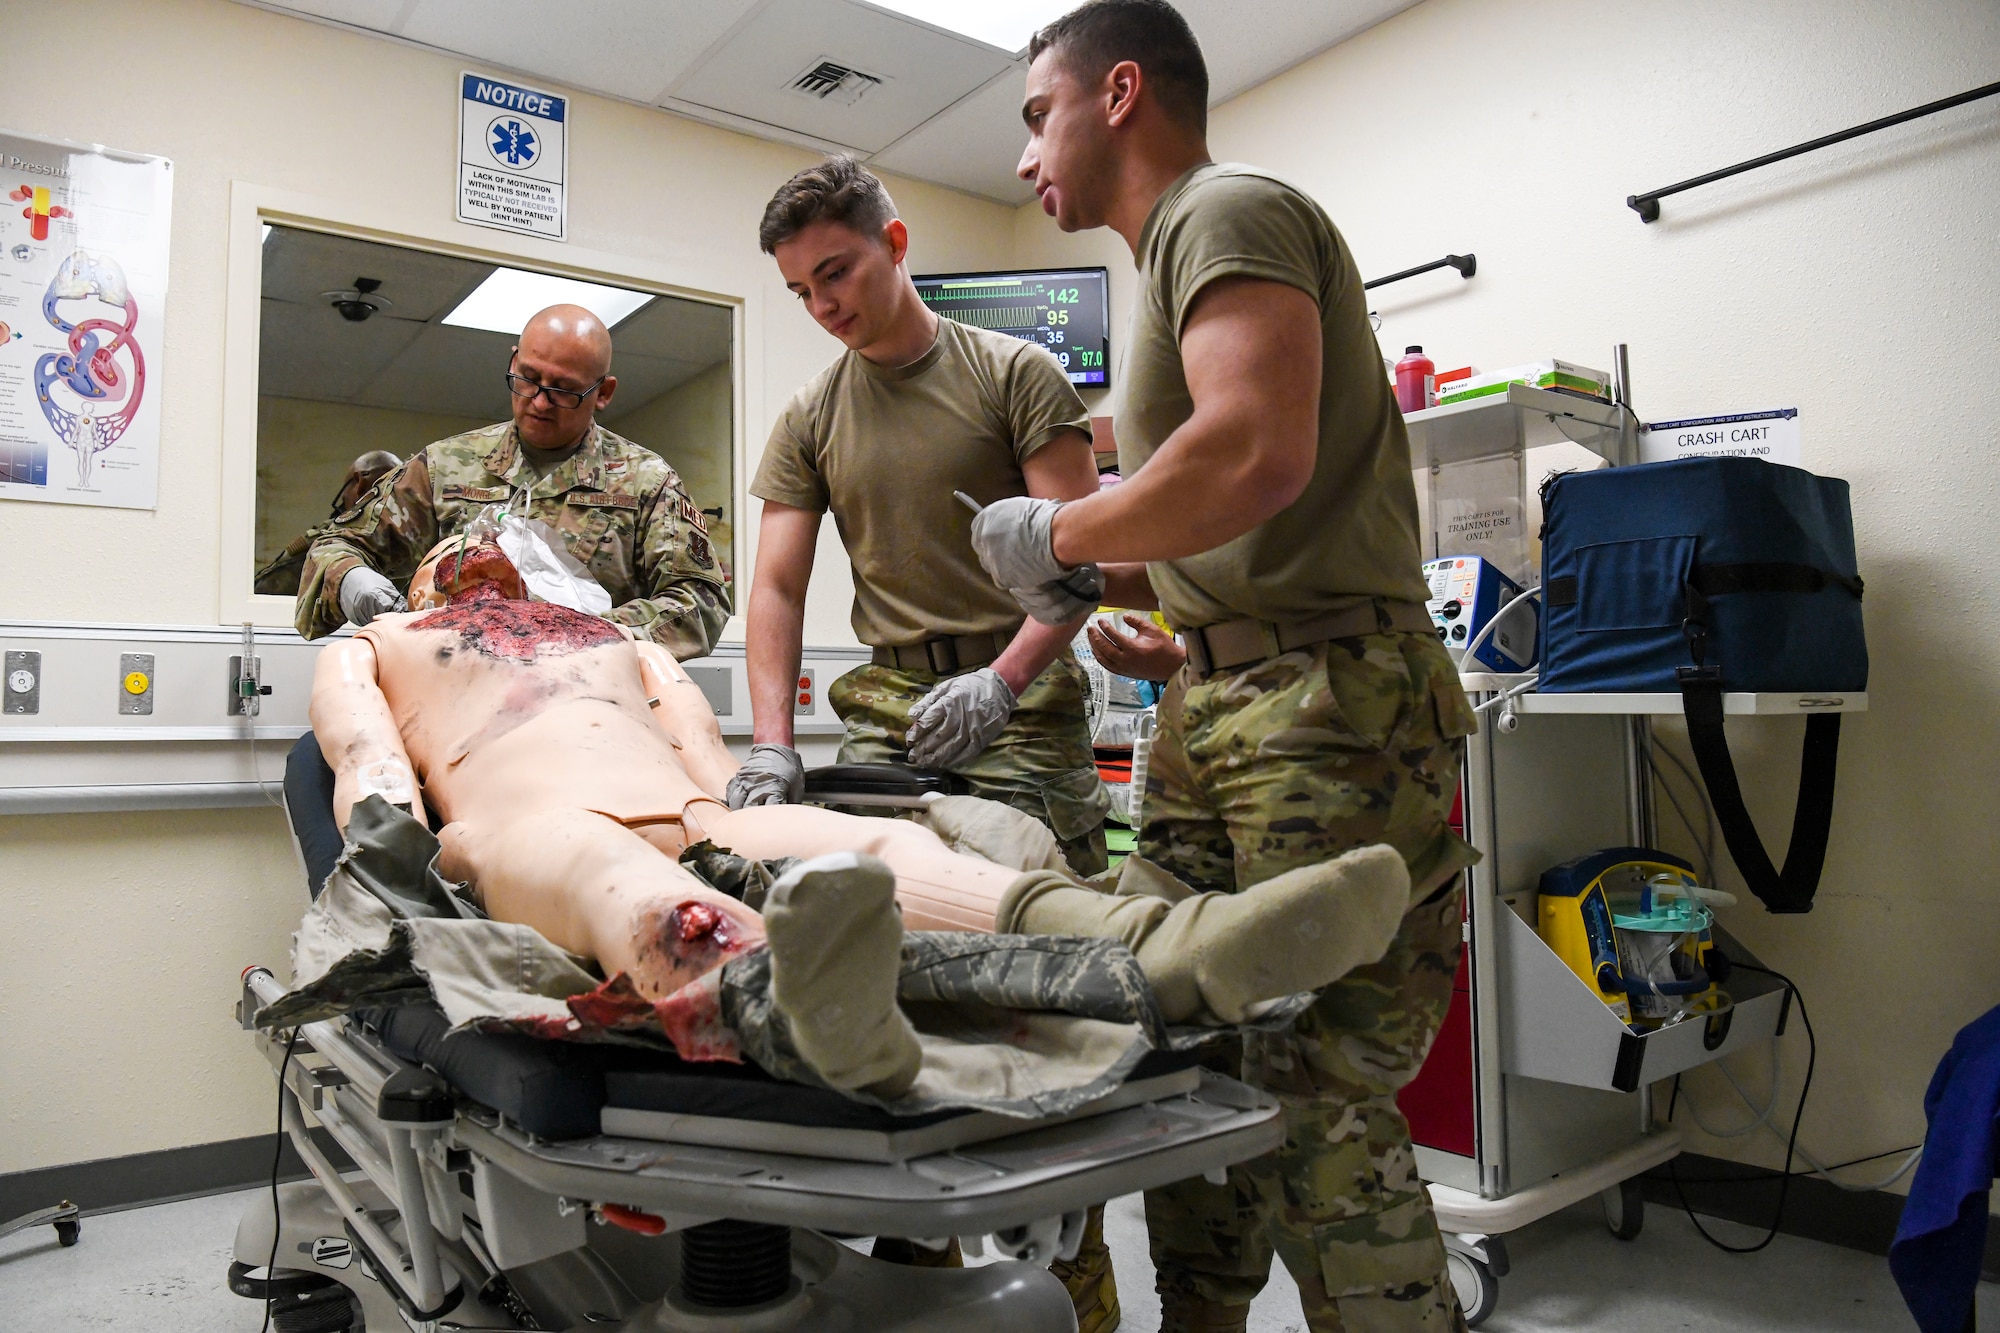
869, 69, 1036, 205
352, 323, 519, 418
669, 0, 1011, 153
262, 224, 491, 322
259, 297, 432, 402
238, 0, 1421, 205
610, 295, 732, 364
400, 0, 763, 104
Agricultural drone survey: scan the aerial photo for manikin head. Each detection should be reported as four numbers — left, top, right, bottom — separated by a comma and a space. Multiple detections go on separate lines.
1018, 0, 1211, 232
508, 304, 616, 453
760, 158, 923, 359
408, 535, 526, 610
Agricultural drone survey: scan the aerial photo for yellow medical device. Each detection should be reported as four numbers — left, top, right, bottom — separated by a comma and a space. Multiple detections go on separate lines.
1538, 849, 1731, 1029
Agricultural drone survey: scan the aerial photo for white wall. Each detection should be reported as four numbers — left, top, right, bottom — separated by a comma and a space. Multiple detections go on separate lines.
613, 362, 737, 584
1013, 0, 2000, 1185
0, 0, 1018, 1174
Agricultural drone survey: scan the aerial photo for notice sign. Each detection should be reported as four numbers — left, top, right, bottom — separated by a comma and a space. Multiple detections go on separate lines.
458, 72, 566, 240
1640, 409, 1800, 466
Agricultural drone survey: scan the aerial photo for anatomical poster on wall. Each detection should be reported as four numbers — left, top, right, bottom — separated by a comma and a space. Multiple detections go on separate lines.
0, 130, 172, 511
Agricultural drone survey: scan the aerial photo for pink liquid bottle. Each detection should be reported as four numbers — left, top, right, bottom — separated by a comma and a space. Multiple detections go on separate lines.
1396, 345, 1436, 414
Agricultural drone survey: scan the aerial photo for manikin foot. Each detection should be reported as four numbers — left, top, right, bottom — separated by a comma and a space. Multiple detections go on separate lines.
762, 852, 923, 1099
1000, 844, 1412, 1024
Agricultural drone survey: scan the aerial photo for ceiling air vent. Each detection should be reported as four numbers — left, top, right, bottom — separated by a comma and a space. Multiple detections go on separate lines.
787, 58, 884, 107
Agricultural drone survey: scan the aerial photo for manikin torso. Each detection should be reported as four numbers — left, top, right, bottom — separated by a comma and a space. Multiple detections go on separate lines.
356, 593, 717, 835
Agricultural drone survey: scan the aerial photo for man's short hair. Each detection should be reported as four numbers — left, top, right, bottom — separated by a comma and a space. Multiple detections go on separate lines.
758, 157, 898, 254
1028, 0, 1208, 136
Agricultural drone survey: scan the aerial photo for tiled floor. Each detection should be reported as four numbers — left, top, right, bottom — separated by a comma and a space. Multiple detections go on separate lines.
1, 1184, 1988, 1330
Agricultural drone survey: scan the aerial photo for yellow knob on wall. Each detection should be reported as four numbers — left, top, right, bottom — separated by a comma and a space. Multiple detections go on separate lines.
124, 671, 150, 695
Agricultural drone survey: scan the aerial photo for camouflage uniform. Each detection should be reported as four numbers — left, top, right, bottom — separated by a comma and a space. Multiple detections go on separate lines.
254, 528, 317, 597
1141, 629, 1477, 1333
295, 422, 730, 660
830, 656, 1112, 876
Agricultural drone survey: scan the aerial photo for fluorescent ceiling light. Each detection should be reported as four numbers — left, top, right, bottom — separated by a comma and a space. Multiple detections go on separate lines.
866, 0, 1076, 54
442, 267, 653, 336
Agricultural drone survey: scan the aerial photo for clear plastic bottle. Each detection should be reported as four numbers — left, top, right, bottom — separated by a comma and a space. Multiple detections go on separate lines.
1395, 345, 1436, 414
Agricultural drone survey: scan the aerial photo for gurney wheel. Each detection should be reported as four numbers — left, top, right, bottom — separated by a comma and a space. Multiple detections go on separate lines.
1445, 1248, 1498, 1327
54, 1218, 79, 1248
1602, 1178, 1644, 1240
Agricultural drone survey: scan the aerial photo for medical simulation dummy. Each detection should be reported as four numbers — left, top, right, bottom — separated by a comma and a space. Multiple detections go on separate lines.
309, 537, 1417, 1098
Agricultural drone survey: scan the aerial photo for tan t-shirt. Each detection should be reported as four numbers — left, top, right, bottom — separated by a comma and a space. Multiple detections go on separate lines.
753, 317, 1091, 647
1119, 163, 1428, 630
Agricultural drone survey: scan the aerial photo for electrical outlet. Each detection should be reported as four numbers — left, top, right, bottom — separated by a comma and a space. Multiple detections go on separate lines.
118, 652, 155, 716
794, 668, 815, 715
4, 649, 40, 715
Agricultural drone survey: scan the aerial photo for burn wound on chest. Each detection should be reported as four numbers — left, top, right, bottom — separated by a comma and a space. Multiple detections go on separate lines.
412, 599, 623, 661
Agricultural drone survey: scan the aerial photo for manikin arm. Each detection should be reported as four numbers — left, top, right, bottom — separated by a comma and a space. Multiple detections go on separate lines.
310, 637, 424, 831
635, 642, 740, 801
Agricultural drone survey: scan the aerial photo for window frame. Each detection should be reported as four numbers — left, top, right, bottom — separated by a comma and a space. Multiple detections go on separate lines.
219, 180, 756, 634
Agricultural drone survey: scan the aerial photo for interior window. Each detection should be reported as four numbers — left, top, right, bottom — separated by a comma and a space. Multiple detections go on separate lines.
254, 224, 735, 593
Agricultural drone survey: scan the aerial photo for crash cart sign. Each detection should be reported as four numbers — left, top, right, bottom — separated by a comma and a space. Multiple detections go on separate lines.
458, 73, 567, 240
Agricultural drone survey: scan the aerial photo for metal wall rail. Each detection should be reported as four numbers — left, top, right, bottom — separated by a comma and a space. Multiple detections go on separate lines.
1627, 79, 2000, 222
1364, 253, 1476, 290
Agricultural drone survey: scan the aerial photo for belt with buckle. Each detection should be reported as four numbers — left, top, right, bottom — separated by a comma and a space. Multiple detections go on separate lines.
872, 629, 1015, 675
1181, 600, 1435, 681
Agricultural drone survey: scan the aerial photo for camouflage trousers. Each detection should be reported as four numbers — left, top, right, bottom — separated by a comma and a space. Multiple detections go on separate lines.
1140, 631, 1477, 1333
830, 657, 1111, 875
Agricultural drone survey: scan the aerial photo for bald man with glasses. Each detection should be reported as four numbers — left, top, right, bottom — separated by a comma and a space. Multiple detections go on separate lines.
296, 303, 731, 659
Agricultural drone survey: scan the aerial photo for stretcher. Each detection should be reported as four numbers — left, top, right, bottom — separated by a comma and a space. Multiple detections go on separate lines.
231, 735, 1283, 1332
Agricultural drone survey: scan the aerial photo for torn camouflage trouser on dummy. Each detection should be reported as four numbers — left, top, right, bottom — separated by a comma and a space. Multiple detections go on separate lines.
294, 421, 730, 659
262, 797, 1312, 1120
1139, 629, 1479, 1333
830, 656, 1112, 875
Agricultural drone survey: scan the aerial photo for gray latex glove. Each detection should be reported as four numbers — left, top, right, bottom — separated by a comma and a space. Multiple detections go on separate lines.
727, 743, 805, 808
339, 566, 406, 626
969, 496, 1106, 626
906, 667, 1017, 770
1010, 570, 1107, 626
971, 495, 1070, 590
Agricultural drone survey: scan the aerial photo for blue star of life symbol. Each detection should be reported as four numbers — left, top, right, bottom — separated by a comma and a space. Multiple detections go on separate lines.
489, 117, 539, 168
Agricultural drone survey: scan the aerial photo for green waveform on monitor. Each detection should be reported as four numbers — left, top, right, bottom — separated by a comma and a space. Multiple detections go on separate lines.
923, 284, 1038, 302
941, 306, 1041, 330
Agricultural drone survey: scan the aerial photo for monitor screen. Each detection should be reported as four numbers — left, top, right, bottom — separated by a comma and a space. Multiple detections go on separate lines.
913, 267, 1110, 387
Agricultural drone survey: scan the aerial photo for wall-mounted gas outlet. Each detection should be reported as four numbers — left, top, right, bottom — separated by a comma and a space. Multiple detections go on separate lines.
118, 652, 155, 716
4, 650, 40, 715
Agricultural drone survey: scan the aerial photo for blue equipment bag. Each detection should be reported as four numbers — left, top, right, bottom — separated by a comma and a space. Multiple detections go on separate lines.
1538, 457, 1867, 914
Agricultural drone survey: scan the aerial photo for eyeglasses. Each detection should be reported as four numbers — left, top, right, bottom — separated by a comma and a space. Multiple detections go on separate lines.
505, 371, 605, 410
